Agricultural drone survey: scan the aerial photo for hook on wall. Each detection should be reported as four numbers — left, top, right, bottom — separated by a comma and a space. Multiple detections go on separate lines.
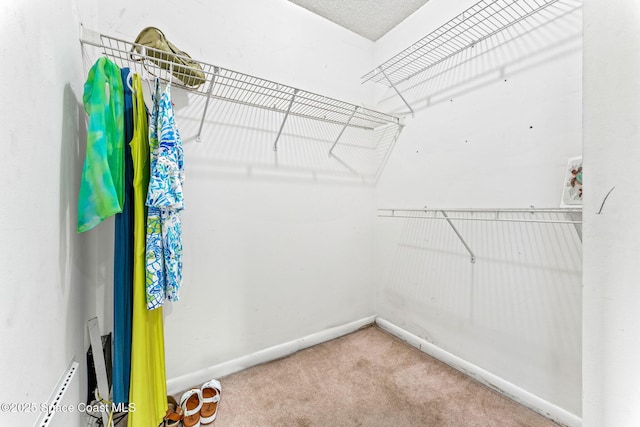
596, 186, 615, 215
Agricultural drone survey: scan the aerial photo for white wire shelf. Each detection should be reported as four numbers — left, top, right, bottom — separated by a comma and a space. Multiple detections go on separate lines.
378, 207, 582, 224
362, 0, 559, 88
80, 27, 400, 146
378, 207, 582, 263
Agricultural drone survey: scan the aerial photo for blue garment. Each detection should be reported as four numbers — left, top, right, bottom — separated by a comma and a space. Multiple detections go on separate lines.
145, 80, 185, 310
112, 68, 134, 405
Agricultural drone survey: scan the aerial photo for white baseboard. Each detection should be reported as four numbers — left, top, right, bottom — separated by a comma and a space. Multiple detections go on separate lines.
375, 318, 582, 427
166, 315, 376, 395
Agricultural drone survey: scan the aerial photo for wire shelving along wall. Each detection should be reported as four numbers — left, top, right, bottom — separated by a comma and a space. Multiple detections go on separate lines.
80, 27, 400, 150
362, 0, 560, 114
377, 207, 582, 224
378, 207, 582, 263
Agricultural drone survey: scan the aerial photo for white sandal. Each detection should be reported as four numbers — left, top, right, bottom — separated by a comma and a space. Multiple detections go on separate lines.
180, 388, 203, 427
200, 379, 222, 424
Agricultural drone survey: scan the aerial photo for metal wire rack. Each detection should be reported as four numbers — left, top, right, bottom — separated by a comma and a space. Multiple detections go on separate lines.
378, 207, 582, 224
362, 0, 560, 113
378, 207, 582, 263
80, 27, 400, 147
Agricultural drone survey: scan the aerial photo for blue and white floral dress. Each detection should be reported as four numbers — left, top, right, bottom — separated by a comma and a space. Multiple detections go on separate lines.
145, 79, 184, 310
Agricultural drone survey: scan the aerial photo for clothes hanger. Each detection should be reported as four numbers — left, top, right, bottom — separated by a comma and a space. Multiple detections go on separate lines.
126, 69, 134, 93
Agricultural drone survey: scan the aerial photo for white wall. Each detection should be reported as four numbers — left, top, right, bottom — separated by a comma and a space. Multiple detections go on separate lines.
0, 0, 100, 426
93, 0, 381, 384
583, 1, 640, 426
372, 0, 583, 418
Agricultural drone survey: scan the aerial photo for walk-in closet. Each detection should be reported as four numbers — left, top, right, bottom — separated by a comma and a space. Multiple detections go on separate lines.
2, 0, 639, 426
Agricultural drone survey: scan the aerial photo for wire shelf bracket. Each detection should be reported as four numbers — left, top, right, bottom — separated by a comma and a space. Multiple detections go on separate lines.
329, 105, 358, 157
378, 67, 415, 117
273, 89, 298, 152
362, 0, 560, 87
196, 66, 219, 143
441, 211, 476, 263
79, 26, 400, 147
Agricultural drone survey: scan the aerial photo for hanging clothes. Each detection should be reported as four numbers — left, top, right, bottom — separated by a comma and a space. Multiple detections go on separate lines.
145, 79, 185, 310
128, 73, 167, 427
112, 68, 134, 405
78, 57, 125, 232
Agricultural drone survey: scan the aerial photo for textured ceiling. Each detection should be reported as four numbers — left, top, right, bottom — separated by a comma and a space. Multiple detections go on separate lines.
288, 0, 430, 41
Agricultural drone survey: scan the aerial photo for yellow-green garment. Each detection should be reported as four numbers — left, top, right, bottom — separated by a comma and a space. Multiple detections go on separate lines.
128, 73, 167, 427
78, 57, 124, 232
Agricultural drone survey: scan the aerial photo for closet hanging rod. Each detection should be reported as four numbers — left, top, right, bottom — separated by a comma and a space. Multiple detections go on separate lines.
80, 27, 400, 132
362, 0, 560, 86
378, 208, 582, 225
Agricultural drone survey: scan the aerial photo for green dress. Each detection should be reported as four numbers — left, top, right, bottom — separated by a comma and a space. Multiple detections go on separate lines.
127, 73, 167, 427
78, 57, 124, 232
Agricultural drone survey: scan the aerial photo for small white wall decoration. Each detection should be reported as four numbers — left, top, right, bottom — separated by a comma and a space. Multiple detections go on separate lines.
561, 156, 583, 206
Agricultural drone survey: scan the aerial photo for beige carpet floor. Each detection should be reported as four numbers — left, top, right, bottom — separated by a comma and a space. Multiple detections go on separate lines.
188, 325, 559, 427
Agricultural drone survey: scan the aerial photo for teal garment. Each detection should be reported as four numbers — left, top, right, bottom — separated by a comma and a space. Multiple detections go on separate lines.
78, 57, 125, 233
113, 67, 134, 405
